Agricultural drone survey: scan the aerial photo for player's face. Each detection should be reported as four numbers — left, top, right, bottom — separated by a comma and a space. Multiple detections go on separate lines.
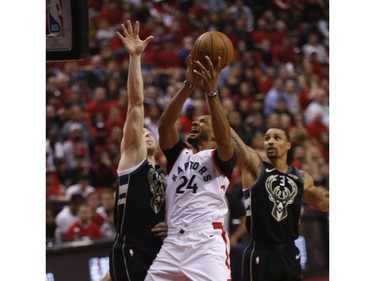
144, 128, 157, 154
187, 115, 213, 145
264, 128, 291, 160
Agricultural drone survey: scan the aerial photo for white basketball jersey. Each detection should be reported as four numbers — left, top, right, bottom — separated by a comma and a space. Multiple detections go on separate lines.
166, 148, 230, 228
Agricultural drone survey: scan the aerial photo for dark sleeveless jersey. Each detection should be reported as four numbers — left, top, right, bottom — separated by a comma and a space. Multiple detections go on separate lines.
243, 161, 304, 245
114, 159, 166, 239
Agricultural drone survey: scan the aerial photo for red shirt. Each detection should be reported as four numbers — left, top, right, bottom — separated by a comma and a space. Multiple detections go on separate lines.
91, 213, 106, 228
65, 221, 104, 241
306, 121, 328, 140
46, 174, 63, 199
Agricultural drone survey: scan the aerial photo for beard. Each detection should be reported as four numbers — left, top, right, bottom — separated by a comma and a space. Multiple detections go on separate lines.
187, 131, 211, 149
187, 134, 199, 148
266, 149, 278, 159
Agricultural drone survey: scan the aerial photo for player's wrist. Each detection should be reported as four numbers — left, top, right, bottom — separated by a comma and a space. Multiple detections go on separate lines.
206, 90, 218, 97
183, 80, 195, 89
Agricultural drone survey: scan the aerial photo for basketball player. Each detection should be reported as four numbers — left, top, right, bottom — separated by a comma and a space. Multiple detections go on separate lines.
230, 127, 329, 281
145, 55, 236, 281
105, 20, 167, 281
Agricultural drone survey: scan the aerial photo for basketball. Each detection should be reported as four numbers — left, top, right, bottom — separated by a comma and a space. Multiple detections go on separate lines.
191, 31, 234, 70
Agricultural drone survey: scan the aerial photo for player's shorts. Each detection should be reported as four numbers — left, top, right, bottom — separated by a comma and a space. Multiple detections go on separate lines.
242, 240, 302, 281
109, 234, 162, 281
145, 222, 232, 281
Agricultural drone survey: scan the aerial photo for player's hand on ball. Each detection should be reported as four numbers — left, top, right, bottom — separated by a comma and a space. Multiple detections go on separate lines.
186, 55, 202, 87
193, 55, 221, 94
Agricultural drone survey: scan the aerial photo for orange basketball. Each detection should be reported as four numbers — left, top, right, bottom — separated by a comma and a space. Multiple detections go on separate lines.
191, 31, 234, 70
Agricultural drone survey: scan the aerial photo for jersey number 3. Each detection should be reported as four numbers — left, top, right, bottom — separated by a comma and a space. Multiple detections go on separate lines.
176, 175, 198, 194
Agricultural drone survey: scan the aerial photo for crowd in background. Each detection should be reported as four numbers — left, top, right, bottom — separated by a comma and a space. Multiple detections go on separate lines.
46, 0, 329, 261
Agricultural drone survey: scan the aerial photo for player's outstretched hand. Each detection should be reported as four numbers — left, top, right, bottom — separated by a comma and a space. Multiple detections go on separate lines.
116, 20, 153, 57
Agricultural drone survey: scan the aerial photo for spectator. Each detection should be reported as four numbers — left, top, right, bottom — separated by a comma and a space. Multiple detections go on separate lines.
104, 106, 125, 136
179, 103, 196, 136
95, 18, 117, 47
228, 110, 249, 144
305, 112, 328, 140
46, 104, 60, 136
65, 203, 104, 241
61, 105, 91, 142
263, 77, 289, 116
89, 55, 109, 88
105, 88, 128, 121
304, 86, 329, 126
86, 191, 106, 228
228, 0, 254, 32
91, 151, 117, 189
65, 172, 96, 200
46, 207, 57, 243
46, 170, 66, 201
62, 123, 92, 179
100, 207, 116, 238
302, 32, 329, 64
317, 130, 329, 163
46, 128, 64, 172
144, 102, 162, 142
70, 72, 92, 107
86, 86, 109, 121
55, 194, 85, 234
96, 188, 115, 220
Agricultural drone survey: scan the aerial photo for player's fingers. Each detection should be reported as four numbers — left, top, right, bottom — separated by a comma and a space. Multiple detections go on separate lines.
192, 69, 207, 82
151, 221, 167, 231
194, 59, 208, 73
126, 20, 133, 35
186, 55, 193, 66
216, 56, 222, 71
120, 23, 128, 36
143, 36, 154, 46
204, 55, 214, 72
134, 20, 139, 36
116, 31, 123, 41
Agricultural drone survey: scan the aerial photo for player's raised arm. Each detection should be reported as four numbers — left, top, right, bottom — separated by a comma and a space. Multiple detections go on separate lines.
158, 55, 200, 150
194, 56, 234, 162
230, 128, 263, 183
300, 170, 329, 212
116, 20, 153, 170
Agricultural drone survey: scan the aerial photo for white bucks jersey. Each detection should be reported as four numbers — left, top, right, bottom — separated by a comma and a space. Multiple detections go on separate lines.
166, 148, 230, 228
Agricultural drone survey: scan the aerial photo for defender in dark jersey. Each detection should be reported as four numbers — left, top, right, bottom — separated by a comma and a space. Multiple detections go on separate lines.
104, 20, 167, 281
231, 128, 329, 281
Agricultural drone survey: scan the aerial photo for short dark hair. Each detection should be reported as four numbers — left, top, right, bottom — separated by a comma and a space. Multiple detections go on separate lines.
265, 127, 291, 142
70, 193, 85, 204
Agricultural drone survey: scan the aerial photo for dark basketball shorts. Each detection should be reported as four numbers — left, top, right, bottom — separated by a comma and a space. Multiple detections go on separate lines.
242, 241, 302, 281
109, 234, 162, 281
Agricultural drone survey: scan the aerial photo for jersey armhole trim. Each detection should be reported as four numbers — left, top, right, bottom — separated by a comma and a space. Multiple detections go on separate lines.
117, 157, 147, 176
